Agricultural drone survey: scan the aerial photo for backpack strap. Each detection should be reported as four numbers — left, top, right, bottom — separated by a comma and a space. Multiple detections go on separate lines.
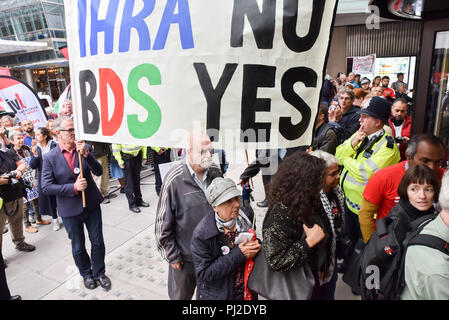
408, 234, 449, 256
395, 214, 439, 299
410, 213, 439, 230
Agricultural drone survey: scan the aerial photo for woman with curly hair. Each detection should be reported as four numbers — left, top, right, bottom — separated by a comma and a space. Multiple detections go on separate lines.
262, 152, 333, 299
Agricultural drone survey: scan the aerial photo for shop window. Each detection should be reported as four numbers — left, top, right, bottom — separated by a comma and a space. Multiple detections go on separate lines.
426, 30, 449, 168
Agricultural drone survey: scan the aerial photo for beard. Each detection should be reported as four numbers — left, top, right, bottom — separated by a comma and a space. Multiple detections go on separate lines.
200, 157, 213, 170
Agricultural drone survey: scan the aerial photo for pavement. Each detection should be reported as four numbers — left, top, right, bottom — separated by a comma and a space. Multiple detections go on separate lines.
2, 162, 360, 300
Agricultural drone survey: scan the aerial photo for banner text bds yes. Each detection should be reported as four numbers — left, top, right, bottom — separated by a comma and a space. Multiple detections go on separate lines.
71, 0, 336, 147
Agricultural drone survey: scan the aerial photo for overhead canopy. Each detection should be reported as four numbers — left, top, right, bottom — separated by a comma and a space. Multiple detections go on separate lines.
0, 39, 48, 55
13, 58, 69, 69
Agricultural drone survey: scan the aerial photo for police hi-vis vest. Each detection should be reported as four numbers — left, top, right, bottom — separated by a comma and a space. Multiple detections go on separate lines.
112, 144, 147, 166
336, 131, 400, 214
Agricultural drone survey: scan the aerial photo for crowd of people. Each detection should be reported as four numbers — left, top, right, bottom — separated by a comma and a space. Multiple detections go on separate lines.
0, 99, 174, 299
1, 69, 448, 301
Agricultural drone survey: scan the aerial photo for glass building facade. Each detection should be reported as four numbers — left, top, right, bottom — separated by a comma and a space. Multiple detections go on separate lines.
0, 0, 69, 100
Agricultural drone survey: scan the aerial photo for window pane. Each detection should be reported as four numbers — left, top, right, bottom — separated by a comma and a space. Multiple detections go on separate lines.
43, 3, 65, 30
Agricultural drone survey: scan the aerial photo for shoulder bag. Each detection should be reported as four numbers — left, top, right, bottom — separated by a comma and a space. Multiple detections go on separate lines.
247, 247, 315, 300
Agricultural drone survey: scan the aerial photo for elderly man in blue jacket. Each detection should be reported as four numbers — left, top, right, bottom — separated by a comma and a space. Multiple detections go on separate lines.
41, 116, 111, 291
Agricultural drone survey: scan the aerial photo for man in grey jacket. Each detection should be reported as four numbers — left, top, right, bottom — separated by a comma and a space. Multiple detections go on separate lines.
155, 133, 222, 300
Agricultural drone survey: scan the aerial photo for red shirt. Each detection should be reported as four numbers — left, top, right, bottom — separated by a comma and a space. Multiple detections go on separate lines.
59, 145, 78, 195
383, 87, 396, 101
363, 161, 446, 221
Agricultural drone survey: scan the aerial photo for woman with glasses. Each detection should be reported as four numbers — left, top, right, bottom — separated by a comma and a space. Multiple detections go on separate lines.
309, 150, 346, 300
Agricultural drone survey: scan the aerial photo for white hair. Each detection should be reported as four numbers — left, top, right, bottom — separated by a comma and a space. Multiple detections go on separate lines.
439, 171, 449, 211
310, 150, 338, 168
52, 116, 73, 131
8, 130, 23, 142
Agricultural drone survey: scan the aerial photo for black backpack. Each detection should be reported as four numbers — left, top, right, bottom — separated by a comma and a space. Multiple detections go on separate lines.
326, 122, 346, 146
358, 213, 449, 300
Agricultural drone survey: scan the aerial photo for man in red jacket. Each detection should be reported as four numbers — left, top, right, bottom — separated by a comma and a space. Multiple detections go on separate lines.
388, 98, 412, 161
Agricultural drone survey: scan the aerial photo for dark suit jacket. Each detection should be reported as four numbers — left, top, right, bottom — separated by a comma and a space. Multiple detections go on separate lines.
41, 146, 104, 218
30, 140, 58, 216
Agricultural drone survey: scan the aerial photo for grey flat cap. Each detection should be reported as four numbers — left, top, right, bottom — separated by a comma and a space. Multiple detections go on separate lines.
206, 177, 241, 207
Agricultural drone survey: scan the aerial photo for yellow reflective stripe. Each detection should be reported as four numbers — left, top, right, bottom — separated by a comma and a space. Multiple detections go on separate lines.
365, 158, 379, 173
372, 138, 387, 154
359, 159, 379, 183
344, 175, 366, 187
359, 163, 369, 182
122, 147, 141, 153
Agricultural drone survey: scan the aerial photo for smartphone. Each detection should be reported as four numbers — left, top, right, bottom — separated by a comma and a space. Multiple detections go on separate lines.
234, 232, 254, 245
395, 136, 406, 142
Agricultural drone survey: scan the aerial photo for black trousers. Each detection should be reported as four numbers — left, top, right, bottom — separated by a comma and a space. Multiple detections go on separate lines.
152, 149, 172, 196
123, 151, 143, 208
0, 251, 11, 300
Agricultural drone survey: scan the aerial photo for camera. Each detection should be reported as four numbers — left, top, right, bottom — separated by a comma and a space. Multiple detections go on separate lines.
4, 171, 19, 185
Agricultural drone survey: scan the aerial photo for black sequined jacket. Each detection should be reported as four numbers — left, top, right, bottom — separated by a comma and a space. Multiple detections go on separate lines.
262, 203, 332, 275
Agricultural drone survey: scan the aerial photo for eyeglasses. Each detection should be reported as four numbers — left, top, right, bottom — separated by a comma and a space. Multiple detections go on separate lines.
60, 128, 75, 133
201, 149, 214, 155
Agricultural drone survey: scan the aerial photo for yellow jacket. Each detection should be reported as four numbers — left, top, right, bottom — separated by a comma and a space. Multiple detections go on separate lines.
336, 131, 400, 214
112, 144, 147, 166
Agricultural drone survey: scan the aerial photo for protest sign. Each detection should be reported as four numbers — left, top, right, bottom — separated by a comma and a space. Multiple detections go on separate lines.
352, 54, 376, 75
65, 0, 337, 148
0, 76, 48, 128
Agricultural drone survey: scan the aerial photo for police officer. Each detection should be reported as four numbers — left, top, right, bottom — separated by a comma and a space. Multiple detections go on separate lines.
112, 144, 149, 213
336, 97, 400, 251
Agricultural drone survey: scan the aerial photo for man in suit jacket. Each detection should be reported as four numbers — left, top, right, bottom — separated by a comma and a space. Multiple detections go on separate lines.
41, 116, 111, 290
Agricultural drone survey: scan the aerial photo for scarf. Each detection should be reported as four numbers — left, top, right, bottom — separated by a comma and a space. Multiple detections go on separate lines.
319, 187, 345, 285
399, 199, 435, 222
215, 209, 252, 235
390, 116, 405, 127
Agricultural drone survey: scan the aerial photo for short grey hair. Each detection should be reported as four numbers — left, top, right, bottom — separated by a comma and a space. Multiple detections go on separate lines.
338, 87, 355, 100
8, 130, 23, 142
310, 150, 338, 168
52, 116, 73, 131
439, 171, 449, 211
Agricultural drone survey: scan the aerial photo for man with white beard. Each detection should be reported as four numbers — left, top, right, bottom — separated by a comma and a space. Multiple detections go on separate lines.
155, 133, 223, 300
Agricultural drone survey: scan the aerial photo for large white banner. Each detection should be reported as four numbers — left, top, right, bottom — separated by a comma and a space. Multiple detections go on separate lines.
65, 0, 338, 148
0, 76, 48, 128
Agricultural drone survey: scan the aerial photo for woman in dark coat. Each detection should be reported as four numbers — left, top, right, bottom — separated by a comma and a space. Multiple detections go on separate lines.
191, 177, 261, 300
262, 152, 333, 299
30, 127, 59, 230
